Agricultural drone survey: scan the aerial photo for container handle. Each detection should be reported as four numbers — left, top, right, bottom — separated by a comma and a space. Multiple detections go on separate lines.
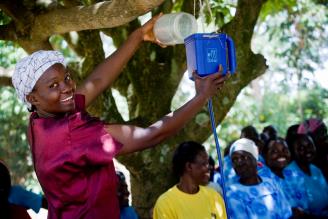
226, 36, 237, 74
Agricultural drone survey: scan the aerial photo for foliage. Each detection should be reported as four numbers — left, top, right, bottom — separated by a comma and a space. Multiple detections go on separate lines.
0, 41, 26, 68
260, 0, 298, 21
259, 0, 328, 78
203, 0, 236, 28
0, 87, 33, 185
0, 10, 11, 25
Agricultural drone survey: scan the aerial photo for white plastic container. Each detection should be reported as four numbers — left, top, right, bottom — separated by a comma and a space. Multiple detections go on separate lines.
154, 12, 198, 45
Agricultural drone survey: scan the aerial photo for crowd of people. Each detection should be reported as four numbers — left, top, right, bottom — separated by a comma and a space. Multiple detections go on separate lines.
1, 10, 327, 219
217, 121, 328, 218
151, 120, 328, 219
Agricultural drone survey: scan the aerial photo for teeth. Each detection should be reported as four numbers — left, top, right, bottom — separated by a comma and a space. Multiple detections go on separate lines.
277, 158, 286, 162
61, 96, 73, 102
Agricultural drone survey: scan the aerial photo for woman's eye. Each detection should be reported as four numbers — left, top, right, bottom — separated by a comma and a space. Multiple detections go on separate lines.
65, 74, 71, 81
50, 83, 58, 88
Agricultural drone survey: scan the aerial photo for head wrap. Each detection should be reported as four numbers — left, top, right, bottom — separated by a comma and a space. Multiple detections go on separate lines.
229, 138, 259, 160
12, 50, 66, 109
297, 118, 324, 134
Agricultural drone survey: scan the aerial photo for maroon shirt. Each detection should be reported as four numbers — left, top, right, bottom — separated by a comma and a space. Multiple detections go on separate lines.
28, 94, 123, 219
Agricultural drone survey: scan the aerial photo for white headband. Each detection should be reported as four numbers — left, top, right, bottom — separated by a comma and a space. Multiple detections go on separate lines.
229, 138, 259, 161
12, 50, 66, 110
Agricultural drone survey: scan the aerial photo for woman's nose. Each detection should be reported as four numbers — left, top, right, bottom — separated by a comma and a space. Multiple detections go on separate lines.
237, 157, 246, 165
60, 81, 73, 93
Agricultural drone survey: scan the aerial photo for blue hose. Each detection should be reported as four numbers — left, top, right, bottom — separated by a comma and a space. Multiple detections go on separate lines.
207, 98, 230, 219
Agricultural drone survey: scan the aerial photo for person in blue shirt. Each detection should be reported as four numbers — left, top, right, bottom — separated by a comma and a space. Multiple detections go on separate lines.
116, 171, 139, 219
297, 118, 328, 182
263, 138, 308, 217
284, 134, 328, 217
9, 185, 48, 213
285, 124, 299, 154
0, 160, 31, 219
223, 128, 269, 186
226, 138, 293, 219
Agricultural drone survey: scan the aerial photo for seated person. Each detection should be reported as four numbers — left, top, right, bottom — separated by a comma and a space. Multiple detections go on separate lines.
285, 124, 299, 153
284, 134, 328, 216
9, 185, 48, 213
226, 138, 293, 219
223, 137, 271, 186
262, 125, 278, 143
297, 118, 328, 182
116, 171, 139, 219
153, 141, 227, 219
263, 138, 309, 216
0, 160, 31, 219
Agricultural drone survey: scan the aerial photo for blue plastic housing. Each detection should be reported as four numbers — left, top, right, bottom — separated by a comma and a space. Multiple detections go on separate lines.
184, 33, 237, 79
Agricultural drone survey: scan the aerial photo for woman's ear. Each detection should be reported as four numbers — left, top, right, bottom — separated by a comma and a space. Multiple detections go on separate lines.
26, 93, 38, 106
185, 162, 193, 173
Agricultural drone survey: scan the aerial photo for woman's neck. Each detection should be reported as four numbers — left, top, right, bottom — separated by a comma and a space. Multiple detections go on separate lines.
36, 110, 57, 118
270, 167, 285, 179
296, 160, 311, 176
177, 178, 199, 194
239, 175, 262, 186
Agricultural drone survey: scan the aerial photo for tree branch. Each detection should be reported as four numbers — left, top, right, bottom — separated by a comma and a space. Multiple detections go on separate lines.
14, 0, 164, 52
0, 23, 18, 41
0, 76, 12, 87
31, 0, 164, 41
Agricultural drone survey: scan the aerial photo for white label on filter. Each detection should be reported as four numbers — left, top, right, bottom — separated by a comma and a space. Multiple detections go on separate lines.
207, 48, 217, 63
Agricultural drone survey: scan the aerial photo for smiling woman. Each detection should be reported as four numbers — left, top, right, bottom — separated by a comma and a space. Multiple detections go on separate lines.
283, 134, 328, 216
226, 138, 293, 219
26, 63, 76, 117
263, 138, 309, 213
153, 141, 227, 219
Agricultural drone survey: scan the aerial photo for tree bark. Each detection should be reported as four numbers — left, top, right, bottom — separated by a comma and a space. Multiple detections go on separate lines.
0, 0, 164, 53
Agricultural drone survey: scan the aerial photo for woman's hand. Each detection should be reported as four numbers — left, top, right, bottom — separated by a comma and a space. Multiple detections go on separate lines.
193, 65, 229, 100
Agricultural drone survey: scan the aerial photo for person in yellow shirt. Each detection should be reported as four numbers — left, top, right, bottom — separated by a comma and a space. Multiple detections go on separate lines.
153, 141, 227, 219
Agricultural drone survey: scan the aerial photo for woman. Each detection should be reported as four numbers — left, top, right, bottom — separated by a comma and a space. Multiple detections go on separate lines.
298, 118, 328, 182
227, 138, 293, 219
284, 134, 328, 216
263, 138, 308, 215
153, 141, 226, 219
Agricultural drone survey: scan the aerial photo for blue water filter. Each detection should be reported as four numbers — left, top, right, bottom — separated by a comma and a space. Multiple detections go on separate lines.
184, 33, 237, 79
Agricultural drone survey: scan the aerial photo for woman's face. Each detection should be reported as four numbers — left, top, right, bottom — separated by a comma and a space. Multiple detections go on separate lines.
266, 140, 291, 170
231, 150, 257, 179
188, 150, 210, 185
294, 135, 316, 164
27, 63, 76, 115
